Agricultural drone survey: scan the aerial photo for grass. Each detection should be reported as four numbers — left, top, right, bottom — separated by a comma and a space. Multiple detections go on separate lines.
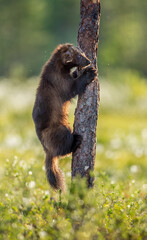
0, 72, 147, 239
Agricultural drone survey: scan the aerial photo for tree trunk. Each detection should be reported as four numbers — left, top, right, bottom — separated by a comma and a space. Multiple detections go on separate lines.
72, 0, 101, 187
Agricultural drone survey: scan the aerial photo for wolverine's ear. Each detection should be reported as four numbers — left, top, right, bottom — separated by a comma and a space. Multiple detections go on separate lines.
62, 51, 73, 65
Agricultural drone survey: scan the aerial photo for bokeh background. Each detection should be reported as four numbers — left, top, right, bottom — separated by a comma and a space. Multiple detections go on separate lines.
0, 1, 147, 238
0, 0, 147, 77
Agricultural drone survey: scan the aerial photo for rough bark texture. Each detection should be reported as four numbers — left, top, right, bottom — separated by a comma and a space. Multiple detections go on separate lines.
72, 0, 101, 187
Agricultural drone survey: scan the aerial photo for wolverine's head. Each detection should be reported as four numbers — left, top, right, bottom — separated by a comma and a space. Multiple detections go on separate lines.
55, 44, 91, 69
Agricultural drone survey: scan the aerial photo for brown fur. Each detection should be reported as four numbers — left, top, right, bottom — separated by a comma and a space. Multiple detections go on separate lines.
32, 43, 96, 191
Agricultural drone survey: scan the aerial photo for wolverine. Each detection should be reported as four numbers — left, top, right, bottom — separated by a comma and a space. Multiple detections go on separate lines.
32, 43, 96, 191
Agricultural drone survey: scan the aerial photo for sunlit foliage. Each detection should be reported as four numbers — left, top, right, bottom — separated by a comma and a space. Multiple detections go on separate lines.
0, 73, 147, 239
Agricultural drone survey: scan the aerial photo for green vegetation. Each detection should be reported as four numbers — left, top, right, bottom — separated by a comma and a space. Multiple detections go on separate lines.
0, 73, 147, 239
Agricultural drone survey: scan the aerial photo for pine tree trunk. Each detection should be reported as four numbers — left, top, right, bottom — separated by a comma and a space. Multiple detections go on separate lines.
72, 0, 101, 187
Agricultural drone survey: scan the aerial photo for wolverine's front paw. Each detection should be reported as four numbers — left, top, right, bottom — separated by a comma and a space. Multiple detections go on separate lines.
72, 134, 83, 152
83, 66, 97, 84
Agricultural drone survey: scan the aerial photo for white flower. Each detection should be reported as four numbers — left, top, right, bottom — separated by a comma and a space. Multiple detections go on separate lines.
17, 234, 24, 240
28, 181, 36, 189
19, 160, 27, 169
96, 144, 104, 153
111, 180, 115, 185
142, 129, 147, 139
66, 172, 71, 177
45, 190, 50, 195
110, 138, 122, 149
22, 197, 31, 205
105, 150, 114, 159
27, 225, 33, 230
130, 165, 139, 173
4, 134, 22, 148
134, 148, 143, 158
143, 184, 147, 190
39, 231, 47, 238
42, 165, 45, 171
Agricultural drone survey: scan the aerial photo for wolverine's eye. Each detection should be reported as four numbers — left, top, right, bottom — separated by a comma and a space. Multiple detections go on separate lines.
63, 51, 73, 64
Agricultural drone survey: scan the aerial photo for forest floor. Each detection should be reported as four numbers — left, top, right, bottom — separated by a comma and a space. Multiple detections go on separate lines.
0, 73, 147, 239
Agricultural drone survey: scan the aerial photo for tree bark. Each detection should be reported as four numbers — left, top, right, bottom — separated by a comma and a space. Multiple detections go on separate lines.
72, 0, 101, 187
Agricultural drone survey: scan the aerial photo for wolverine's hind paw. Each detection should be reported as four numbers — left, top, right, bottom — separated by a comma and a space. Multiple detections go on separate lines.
72, 134, 83, 152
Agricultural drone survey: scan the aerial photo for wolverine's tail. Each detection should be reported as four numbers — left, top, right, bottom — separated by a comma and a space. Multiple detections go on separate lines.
45, 154, 66, 192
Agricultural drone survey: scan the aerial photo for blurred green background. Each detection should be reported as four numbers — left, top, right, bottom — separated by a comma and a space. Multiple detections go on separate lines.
0, 0, 147, 78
